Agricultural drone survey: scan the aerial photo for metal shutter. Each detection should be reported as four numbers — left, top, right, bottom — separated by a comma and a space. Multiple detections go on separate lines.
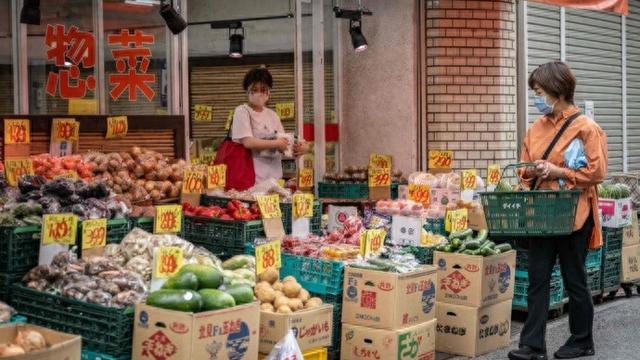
565, 9, 623, 172
627, 0, 640, 171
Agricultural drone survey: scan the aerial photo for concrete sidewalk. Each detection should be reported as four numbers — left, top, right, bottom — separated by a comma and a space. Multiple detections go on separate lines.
438, 292, 640, 360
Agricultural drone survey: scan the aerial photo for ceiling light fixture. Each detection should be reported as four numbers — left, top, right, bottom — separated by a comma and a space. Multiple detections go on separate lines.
159, 0, 187, 34
20, 0, 40, 25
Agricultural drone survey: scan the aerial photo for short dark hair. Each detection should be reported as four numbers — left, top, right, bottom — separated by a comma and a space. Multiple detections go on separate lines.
528, 61, 576, 104
243, 67, 273, 91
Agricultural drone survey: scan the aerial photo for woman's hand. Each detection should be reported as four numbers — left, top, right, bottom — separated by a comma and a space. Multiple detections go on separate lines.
534, 160, 565, 180
273, 137, 290, 152
293, 141, 309, 157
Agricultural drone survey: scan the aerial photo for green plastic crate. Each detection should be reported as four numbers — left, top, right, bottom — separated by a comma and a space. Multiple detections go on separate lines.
0, 272, 24, 302
587, 268, 602, 292
199, 195, 236, 208
76, 218, 131, 257
9, 314, 27, 324
424, 218, 446, 236
513, 270, 564, 308
402, 246, 436, 265
280, 254, 344, 296
603, 227, 623, 256
182, 216, 264, 258
129, 217, 153, 233
0, 226, 41, 273
81, 349, 130, 360
318, 182, 399, 200
586, 248, 603, 270
11, 285, 134, 357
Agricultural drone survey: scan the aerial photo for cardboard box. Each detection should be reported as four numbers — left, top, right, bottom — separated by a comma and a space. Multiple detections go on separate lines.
0, 324, 81, 360
435, 300, 512, 358
132, 302, 260, 360
467, 206, 488, 231
430, 188, 460, 207
259, 304, 334, 353
623, 210, 639, 246
391, 215, 424, 246
434, 250, 515, 307
621, 244, 640, 282
342, 265, 437, 330
341, 319, 436, 360
598, 198, 633, 228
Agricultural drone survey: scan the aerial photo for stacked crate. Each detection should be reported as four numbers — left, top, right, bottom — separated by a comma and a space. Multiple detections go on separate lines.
0, 225, 42, 302
513, 248, 564, 310
602, 227, 623, 293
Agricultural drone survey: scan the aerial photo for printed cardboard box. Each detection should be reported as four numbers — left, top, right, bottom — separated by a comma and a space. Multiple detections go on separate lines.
621, 244, 640, 282
341, 319, 436, 360
342, 265, 437, 330
434, 250, 515, 307
435, 300, 512, 358
259, 304, 334, 353
598, 198, 633, 228
623, 210, 639, 246
0, 324, 81, 360
132, 302, 259, 360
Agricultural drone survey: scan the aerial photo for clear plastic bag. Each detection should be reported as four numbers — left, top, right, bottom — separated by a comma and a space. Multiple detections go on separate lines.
565, 138, 587, 170
264, 330, 303, 360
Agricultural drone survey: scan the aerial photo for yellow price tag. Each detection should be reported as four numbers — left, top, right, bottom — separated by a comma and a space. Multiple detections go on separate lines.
428, 150, 453, 169
82, 219, 107, 250
408, 184, 431, 205
360, 229, 386, 257
225, 110, 234, 131
154, 205, 182, 234
106, 116, 128, 139
369, 154, 392, 170
255, 240, 282, 275
182, 169, 205, 194
5, 159, 34, 187
462, 169, 477, 190
193, 104, 213, 122
487, 164, 501, 185
154, 246, 184, 279
68, 98, 97, 115
293, 193, 314, 219
4, 119, 30, 145
257, 194, 282, 219
450, 209, 469, 233
207, 165, 226, 189
298, 168, 314, 189
43, 214, 78, 245
275, 102, 295, 119
368, 167, 391, 187
54, 170, 79, 180
52, 118, 79, 142
302, 154, 314, 170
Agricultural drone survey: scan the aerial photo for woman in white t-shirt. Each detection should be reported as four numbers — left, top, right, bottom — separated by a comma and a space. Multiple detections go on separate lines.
231, 68, 307, 183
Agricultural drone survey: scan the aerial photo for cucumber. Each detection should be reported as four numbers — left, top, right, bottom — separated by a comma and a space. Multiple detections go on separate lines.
462, 249, 475, 255
443, 245, 453, 253
435, 244, 448, 252
199, 289, 236, 311
451, 238, 463, 250
449, 229, 473, 240
162, 271, 199, 291
179, 264, 223, 290
465, 235, 474, 242
465, 240, 482, 250
474, 229, 488, 243
480, 241, 495, 250
147, 290, 202, 312
495, 243, 513, 253
481, 248, 497, 257
224, 285, 254, 305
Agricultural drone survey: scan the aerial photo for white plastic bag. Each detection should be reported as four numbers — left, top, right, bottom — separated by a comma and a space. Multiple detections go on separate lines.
265, 330, 304, 360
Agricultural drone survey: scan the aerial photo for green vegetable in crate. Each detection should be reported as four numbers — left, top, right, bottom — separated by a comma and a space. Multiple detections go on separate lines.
224, 285, 255, 305
450, 238, 463, 250
464, 240, 482, 251
162, 271, 199, 291
146, 289, 203, 312
494, 243, 513, 254
178, 264, 223, 290
474, 229, 488, 243
12, 203, 43, 218
222, 255, 255, 270
496, 180, 512, 192
199, 289, 236, 310
449, 229, 473, 240
22, 215, 42, 226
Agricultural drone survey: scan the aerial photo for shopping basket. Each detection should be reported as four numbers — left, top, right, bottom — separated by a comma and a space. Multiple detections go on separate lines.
479, 163, 580, 236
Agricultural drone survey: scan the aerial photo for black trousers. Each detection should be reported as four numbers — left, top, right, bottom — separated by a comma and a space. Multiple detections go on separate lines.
519, 214, 595, 351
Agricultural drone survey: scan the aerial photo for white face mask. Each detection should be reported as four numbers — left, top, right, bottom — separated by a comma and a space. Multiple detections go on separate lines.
248, 91, 269, 107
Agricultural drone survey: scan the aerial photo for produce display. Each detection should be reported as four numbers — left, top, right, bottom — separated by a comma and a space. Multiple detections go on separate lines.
221, 255, 257, 288
408, 171, 485, 190
254, 268, 323, 314
205, 179, 293, 203
22, 250, 147, 308
0, 327, 47, 357
324, 165, 406, 184
281, 216, 364, 259
0, 302, 15, 324
182, 200, 261, 221
434, 229, 512, 256
598, 183, 632, 199
350, 250, 422, 273
31, 154, 94, 181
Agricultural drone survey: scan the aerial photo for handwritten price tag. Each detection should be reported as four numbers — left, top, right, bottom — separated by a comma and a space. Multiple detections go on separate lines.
207, 165, 226, 189
487, 164, 501, 185
106, 116, 128, 139
369, 154, 392, 169
154, 246, 184, 279
155, 205, 182, 234
5, 159, 34, 187
450, 209, 469, 233
81, 219, 107, 250
52, 118, 79, 142
275, 102, 295, 119
360, 229, 386, 257
462, 169, 477, 190
293, 193, 314, 219
257, 194, 282, 219
298, 168, 313, 189
4, 119, 30, 144
255, 240, 282, 275
182, 170, 205, 194
43, 214, 78, 245
428, 150, 453, 170
225, 110, 234, 130
408, 184, 431, 205
193, 104, 213, 122
368, 167, 391, 187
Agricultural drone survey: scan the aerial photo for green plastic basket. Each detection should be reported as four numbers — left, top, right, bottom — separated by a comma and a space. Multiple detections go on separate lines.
480, 163, 580, 236
129, 217, 154, 233
10, 285, 134, 357
603, 227, 623, 256
0, 225, 42, 273
0, 272, 24, 302
318, 182, 399, 200
81, 349, 130, 360
514, 269, 564, 308
182, 216, 264, 258
586, 248, 603, 270
280, 254, 344, 296
587, 268, 602, 292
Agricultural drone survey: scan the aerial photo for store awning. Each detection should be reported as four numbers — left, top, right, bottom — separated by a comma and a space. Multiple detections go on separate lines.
528, 0, 628, 15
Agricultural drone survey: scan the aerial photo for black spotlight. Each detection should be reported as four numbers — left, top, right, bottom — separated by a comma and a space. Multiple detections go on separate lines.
20, 0, 40, 25
349, 19, 368, 53
229, 27, 244, 59
160, 0, 187, 35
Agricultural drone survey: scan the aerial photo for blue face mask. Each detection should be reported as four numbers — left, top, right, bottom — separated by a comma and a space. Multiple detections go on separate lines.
534, 95, 555, 115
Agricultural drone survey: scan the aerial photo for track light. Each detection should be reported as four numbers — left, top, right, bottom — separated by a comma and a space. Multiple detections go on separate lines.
20, 0, 40, 25
349, 19, 368, 53
229, 27, 244, 59
159, 0, 187, 35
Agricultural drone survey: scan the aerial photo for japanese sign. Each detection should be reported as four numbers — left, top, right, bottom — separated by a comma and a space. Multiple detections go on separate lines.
4, 119, 30, 145
45, 24, 96, 99
450, 208, 469, 233
360, 229, 386, 258
182, 170, 205, 194
293, 193, 314, 219
107, 29, 156, 102
193, 104, 213, 122
154, 246, 184, 279
81, 218, 107, 250
5, 159, 34, 187
275, 102, 294, 120
487, 164, 501, 185
154, 205, 182, 234
298, 168, 313, 189
369, 154, 392, 170
257, 194, 282, 219
255, 240, 282, 275
42, 214, 78, 245
52, 118, 79, 142
106, 116, 128, 139
408, 184, 431, 205
207, 165, 226, 190
462, 169, 477, 190
428, 150, 453, 170
368, 167, 391, 187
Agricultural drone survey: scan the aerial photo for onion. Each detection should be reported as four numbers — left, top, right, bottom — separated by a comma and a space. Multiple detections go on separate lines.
144, 182, 155, 192
15, 329, 46, 353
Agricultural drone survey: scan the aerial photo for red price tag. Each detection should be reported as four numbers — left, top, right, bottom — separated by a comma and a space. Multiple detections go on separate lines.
368, 168, 391, 187
154, 205, 182, 234
369, 154, 392, 170
408, 184, 431, 205
298, 168, 313, 189
182, 170, 205, 194
52, 118, 79, 142
154, 247, 184, 279
4, 119, 30, 145
43, 214, 78, 245
428, 150, 453, 169
487, 164, 501, 185
462, 170, 477, 190
106, 116, 128, 139
276, 102, 294, 119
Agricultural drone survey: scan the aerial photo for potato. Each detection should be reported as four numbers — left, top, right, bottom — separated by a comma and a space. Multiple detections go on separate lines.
288, 298, 304, 312
282, 276, 297, 284
305, 297, 323, 309
283, 281, 302, 298
272, 281, 283, 292
277, 305, 292, 314
274, 296, 289, 309
258, 267, 279, 285
298, 288, 310, 302
260, 303, 275, 312
274, 290, 284, 299
255, 286, 276, 304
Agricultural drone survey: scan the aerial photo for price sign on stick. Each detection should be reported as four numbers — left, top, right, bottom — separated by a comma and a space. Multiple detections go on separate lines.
154, 205, 182, 234
450, 209, 469, 233
369, 154, 392, 170
154, 246, 184, 279
487, 164, 501, 185
428, 150, 453, 170
106, 116, 128, 139
298, 168, 313, 189
52, 118, 79, 142
255, 240, 282, 275
82, 219, 107, 250
4, 119, 30, 144
408, 184, 431, 205
43, 214, 78, 245
5, 159, 34, 187
257, 194, 282, 219
275, 102, 294, 119
368, 167, 391, 187
193, 104, 213, 122
360, 229, 386, 257
207, 165, 226, 189
293, 193, 314, 219
462, 169, 477, 190
182, 170, 205, 194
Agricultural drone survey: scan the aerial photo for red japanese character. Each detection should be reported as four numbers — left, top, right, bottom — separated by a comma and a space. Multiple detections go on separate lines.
141, 331, 177, 360
107, 29, 156, 101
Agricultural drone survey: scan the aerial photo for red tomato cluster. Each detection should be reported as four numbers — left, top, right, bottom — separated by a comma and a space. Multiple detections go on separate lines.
182, 199, 261, 221
31, 154, 93, 180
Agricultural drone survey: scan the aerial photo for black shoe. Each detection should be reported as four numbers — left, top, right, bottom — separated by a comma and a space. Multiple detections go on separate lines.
508, 345, 549, 360
553, 345, 595, 359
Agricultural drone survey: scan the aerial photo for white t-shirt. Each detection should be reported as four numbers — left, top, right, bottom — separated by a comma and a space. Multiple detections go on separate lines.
231, 104, 285, 183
